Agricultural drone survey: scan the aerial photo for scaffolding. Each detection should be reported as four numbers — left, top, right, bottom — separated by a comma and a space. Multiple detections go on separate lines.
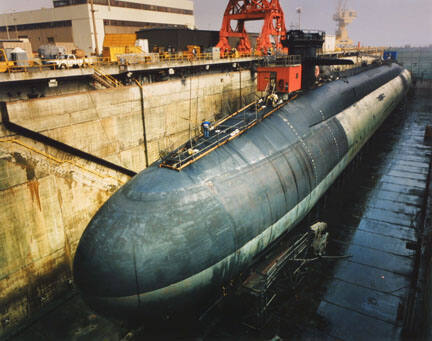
241, 232, 312, 329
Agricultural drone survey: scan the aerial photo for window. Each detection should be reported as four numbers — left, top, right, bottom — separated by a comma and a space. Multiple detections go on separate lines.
0, 20, 72, 33
53, 0, 193, 15
103, 19, 187, 29
53, 0, 87, 7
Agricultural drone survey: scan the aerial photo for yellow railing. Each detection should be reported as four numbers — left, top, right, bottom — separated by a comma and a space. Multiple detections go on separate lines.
1, 47, 386, 75
3, 56, 115, 74
91, 65, 123, 88
1, 52, 259, 74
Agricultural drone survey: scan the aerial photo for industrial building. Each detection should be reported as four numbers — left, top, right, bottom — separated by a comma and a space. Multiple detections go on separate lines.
0, 0, 195, 54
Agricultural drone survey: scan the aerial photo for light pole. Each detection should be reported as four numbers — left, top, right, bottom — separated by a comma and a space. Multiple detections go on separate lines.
90, 0, 99, 55
13, 11, 18, 39
5, 15, 10, 40
296, 7, 302, 30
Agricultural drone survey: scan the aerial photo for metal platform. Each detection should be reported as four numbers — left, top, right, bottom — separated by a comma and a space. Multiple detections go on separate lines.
0, 56, 260, 83
160, 97, 295, 171
240, 231, 312, 330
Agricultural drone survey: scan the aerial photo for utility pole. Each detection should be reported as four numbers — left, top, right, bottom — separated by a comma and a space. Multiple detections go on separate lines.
90, 0, 99, 55
296, 7, 302, 29
5, 16, 10, 40
13, 15, 18, 39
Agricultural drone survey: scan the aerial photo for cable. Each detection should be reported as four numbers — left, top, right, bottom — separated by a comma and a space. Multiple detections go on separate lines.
293, 254, 352, 262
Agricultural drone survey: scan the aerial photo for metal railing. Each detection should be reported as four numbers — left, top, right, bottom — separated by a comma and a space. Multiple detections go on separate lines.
0, 47, 387, 75
273, 54, 302, 65
318, 47, 386, 55
160, 95, 298, 171
91, 65, 123, 88
3, 56, 115, 74
1, 51, 260, 75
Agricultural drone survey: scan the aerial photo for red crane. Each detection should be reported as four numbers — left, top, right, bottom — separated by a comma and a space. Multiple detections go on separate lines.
216, 0, 287, 57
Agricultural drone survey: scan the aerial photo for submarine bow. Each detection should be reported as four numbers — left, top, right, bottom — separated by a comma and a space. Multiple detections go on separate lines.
73, 63, 411, 320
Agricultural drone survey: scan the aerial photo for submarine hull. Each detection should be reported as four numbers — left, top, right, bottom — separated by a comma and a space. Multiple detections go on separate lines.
73, 64, 411, 320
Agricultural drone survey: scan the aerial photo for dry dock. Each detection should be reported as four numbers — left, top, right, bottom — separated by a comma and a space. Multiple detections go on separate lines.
6, 79, 432, 340
0, 46, 429, 339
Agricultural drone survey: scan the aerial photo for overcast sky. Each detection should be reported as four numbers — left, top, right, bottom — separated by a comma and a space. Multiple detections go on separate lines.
0, 0, 431, 46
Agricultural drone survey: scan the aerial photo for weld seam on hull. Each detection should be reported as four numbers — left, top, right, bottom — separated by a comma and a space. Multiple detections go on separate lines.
86, 70, 410, 308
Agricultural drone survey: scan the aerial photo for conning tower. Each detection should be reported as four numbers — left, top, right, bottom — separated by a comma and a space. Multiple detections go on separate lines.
281, 29, 353, 89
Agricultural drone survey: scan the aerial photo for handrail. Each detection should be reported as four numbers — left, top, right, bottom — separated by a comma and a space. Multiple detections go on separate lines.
160, 97, 295, 171
91, 65, 122, 87
1, 47, 386, 75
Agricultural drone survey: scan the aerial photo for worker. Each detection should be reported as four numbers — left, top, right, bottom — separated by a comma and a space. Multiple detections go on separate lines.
202, 120, 211, 138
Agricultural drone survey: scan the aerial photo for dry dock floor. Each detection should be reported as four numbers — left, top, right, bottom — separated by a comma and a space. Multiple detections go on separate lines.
9, 85, 432, 340
296, 87, 432, 339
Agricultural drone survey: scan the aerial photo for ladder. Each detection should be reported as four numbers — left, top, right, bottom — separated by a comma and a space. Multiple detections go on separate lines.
90, 65, 123, 88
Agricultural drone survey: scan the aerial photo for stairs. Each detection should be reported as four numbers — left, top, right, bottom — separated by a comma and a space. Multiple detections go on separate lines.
90, 66, 123, 89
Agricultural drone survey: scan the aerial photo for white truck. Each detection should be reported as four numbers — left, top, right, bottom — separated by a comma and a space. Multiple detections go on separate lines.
44, 54, 94, 69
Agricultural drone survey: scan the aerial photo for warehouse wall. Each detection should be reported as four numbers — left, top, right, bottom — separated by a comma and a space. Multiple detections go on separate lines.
0, 69, 256, 337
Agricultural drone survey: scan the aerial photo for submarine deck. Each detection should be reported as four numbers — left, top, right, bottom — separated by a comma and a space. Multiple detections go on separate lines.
10, 82, 432, 340
160, 99, 291, 171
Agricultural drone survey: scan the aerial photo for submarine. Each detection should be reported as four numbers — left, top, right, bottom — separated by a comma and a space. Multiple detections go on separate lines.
73, 32, 412, 321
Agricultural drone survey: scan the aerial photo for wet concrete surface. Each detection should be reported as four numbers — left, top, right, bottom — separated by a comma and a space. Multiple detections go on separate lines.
9, 86, 432, 340
217, 87, 432, 341
303, 88, 432, 340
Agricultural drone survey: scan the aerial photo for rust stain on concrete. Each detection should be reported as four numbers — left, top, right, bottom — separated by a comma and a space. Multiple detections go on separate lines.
57, 189, 63, 208
27, 180, 41, 211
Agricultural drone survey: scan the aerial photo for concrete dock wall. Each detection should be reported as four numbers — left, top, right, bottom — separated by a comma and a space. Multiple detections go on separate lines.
0, 130, 128, 338
0, 69, 256, 337
395, 47, 432, 80
6, 70, 256, 172
0, 77, 93, 103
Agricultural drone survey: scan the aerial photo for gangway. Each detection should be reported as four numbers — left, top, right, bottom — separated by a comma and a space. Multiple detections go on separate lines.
160, 96, 296, 171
